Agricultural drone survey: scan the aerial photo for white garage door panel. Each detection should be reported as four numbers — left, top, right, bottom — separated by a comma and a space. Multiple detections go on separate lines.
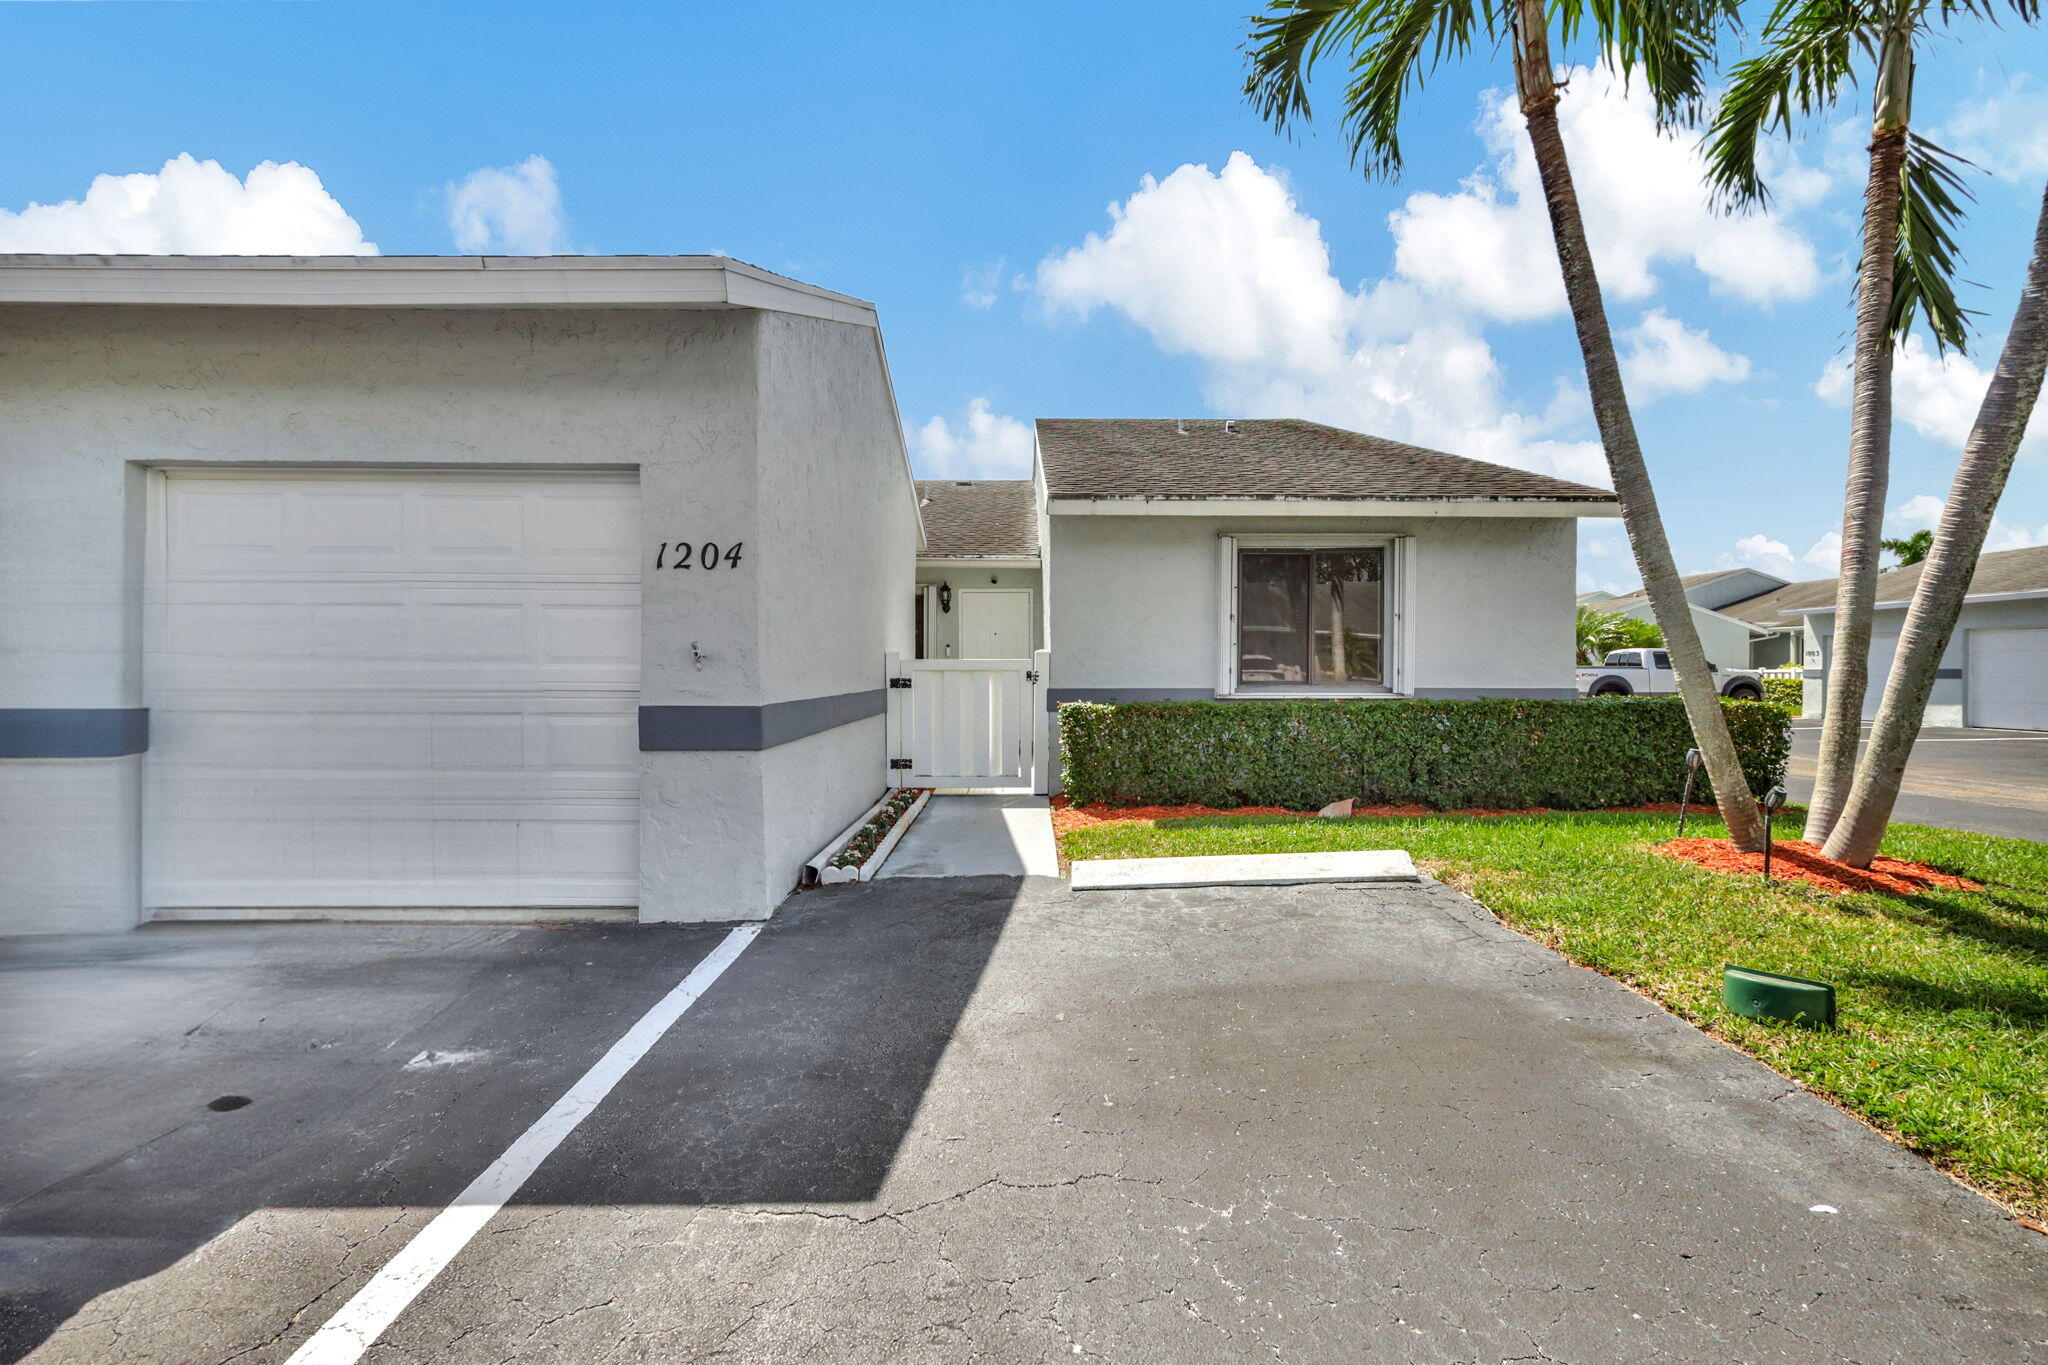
1967, 627, 2048, 729
1861, 635, 1900, 721
146, 471, 641, 910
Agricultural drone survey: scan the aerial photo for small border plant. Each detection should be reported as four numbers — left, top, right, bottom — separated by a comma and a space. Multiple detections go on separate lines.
829, 787, 927, 871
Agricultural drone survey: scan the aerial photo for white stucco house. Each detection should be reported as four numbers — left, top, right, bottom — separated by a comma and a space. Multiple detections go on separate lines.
1580, 566, 1804, 670
0, 255, 918, 935
2, 256, 1624, 937
1780, 546, 2048, 728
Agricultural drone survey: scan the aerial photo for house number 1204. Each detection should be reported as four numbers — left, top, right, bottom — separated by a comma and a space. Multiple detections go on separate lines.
656, 541, 744, 570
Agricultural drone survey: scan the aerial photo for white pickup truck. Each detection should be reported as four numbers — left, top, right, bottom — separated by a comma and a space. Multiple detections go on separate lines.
1575, 648, 1765, 701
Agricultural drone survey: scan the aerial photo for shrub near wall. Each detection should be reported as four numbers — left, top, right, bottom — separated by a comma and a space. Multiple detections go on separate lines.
1762, 676, 1804, 716
1057, 697, 1791, 810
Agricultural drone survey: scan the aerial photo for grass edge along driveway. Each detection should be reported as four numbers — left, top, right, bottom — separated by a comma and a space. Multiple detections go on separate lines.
1061, 809, 2048, 1222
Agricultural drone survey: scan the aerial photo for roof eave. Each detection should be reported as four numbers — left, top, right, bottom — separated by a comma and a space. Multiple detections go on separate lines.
1044, 494, 1620, 519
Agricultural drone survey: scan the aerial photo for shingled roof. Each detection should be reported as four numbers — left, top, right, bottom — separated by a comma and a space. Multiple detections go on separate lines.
1776, 543, 2048, 615
1036, 418, 1615, 503
916, 480, 1039, 558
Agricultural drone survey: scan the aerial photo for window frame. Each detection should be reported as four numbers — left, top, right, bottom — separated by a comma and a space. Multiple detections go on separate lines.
1217, 533, 1410, 698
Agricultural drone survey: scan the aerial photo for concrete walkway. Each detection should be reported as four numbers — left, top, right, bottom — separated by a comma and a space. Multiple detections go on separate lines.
876, 794, 1059, 878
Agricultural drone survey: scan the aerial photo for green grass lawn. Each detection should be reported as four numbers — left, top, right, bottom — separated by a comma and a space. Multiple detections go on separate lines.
1062, 808, 2048, 1220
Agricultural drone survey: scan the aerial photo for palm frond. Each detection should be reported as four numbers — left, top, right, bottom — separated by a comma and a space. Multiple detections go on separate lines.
1568, 0, 1730, 127
1702, 0, 1863, 208
1243, 0, 1489, 180
1888, 133, 1979, 351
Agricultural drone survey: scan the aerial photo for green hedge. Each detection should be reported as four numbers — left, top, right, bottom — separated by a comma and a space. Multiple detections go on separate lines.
1057, 697, 1790, 810
1762, 676, 1804, 716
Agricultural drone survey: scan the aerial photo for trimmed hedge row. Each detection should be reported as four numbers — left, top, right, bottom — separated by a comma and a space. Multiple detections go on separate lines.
1057, 697, 1791, 810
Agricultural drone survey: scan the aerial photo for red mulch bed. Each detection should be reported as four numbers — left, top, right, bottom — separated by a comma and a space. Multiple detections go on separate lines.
1656, 838, 1982, 897
1049, 796, 1687, 837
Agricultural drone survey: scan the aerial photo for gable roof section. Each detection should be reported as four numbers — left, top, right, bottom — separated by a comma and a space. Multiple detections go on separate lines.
1585, 571, 1764, 619
1036, 418, 1614, 504
916, 480, 1039, 558
1716, 575, 1841, 625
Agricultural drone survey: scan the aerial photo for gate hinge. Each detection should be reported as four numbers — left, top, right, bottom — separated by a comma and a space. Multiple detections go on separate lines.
1025, 670, 1040, 683
889, 758, 914, 770
888, 676, 914, 689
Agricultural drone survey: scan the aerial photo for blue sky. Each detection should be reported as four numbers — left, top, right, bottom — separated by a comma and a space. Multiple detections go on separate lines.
7, 0, 2048, 591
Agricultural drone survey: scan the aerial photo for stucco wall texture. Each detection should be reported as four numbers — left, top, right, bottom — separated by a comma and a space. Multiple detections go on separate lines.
1045, 513, 1578, 696
0, 302, 914, 934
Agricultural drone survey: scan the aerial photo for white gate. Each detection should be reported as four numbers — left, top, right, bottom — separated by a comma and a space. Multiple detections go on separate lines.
886, 649, 1049, 791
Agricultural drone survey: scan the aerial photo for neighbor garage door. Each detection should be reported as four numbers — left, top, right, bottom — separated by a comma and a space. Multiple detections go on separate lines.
145, 470, 641, 910
1967, 627, 2048, 730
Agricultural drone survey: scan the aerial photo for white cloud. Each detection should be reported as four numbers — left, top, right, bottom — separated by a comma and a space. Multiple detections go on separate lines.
1887, 492, 2048, 552
1388, 67, 1824, 321
1803, 531, 1842, 572
1941, 75, 2048, 182
1620, 309, 1751, 400
1728, 533, 1799, 577
1889, 494, 1947, 530
0, 154, 375, 254
913, 398, 1035, 479
960, 258, 1007, 310
1818, 335, 2047, 456
1038, 151, 1606, 484
446, 155, 566, 254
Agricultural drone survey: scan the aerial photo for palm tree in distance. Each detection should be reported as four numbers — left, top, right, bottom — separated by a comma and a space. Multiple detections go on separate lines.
1879, 529, 1933, 566
1244, 0, 1769, 850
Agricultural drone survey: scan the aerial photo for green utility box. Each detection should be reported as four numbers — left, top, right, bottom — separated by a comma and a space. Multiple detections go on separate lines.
1723, 965, 1836, 1027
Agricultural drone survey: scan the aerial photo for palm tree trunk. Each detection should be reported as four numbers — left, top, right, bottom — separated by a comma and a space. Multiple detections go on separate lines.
1804, 120, 1911, 845
1512, 0, 1767, 850
1823, 180, 2048, 865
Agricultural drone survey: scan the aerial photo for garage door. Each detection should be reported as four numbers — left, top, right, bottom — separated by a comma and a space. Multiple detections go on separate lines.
1861, 635, 1899, 720
1967, 627, 2048, 729
145, 470, 641, 910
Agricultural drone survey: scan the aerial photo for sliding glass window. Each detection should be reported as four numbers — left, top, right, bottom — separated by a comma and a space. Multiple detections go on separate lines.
1236, 547, 1385, 689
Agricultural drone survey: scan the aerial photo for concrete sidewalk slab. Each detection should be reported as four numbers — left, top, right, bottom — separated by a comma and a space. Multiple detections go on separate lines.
875, 794, 1059, 879
1070, 848, 1419, 889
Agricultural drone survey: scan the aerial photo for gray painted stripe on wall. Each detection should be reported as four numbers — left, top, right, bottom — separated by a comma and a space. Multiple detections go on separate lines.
0, 708, 149, 758
1411, 687, 1578, 700
1046, 686, 1578, 710
1803, 667, 1962, 680
639, 689, 886, 751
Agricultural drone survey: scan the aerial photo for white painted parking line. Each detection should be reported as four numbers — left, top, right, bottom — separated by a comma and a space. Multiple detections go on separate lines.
284, 921, 764, 1365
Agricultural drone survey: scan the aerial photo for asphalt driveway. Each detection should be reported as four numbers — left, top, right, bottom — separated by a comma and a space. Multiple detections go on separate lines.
5, 876, 2045, 1363
1787, 721, 2048, 841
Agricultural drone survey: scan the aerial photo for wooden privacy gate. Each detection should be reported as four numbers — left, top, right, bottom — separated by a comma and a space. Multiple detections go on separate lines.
885, 650, 1050, 791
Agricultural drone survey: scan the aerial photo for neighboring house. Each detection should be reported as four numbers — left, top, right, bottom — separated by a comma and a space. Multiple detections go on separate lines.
1778, 545, 2048, 728
0, 254, 918, 935
913, 480, 1043, 660
1585, 568, 1794, 671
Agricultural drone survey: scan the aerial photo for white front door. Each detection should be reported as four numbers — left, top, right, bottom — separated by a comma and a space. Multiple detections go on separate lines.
958, 589, 1031, 659
145, 469, 642, 910
1967, 627, 2048, 729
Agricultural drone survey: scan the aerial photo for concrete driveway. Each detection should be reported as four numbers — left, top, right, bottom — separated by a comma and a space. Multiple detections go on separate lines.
5, 877, 2044, 1363
1787, 721, 2048, 841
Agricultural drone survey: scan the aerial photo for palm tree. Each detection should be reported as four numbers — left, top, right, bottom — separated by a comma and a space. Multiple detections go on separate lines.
1704, 0, 2011, 846
1245, 0, 1770, 850
1879, 528, 1933, 565
1824, 185, 2048, 865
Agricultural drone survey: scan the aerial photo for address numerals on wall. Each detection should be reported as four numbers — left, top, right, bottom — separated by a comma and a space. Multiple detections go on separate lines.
656, 541, 745, 571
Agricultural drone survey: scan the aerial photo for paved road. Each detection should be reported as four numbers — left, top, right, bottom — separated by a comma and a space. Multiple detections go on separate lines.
6, 878, 2044, 1363
1786, 722, 2048, 841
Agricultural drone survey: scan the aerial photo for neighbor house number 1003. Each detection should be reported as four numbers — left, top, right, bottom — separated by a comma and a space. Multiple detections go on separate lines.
655, 541, 744, 570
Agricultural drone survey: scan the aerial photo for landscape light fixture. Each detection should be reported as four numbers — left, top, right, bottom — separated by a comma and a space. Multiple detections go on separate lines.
1676, 747, 1704, 836
1760, 786, 1788, 880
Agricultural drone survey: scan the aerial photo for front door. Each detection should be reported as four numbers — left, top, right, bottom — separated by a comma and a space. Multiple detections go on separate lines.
958, 589, 1031, 659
